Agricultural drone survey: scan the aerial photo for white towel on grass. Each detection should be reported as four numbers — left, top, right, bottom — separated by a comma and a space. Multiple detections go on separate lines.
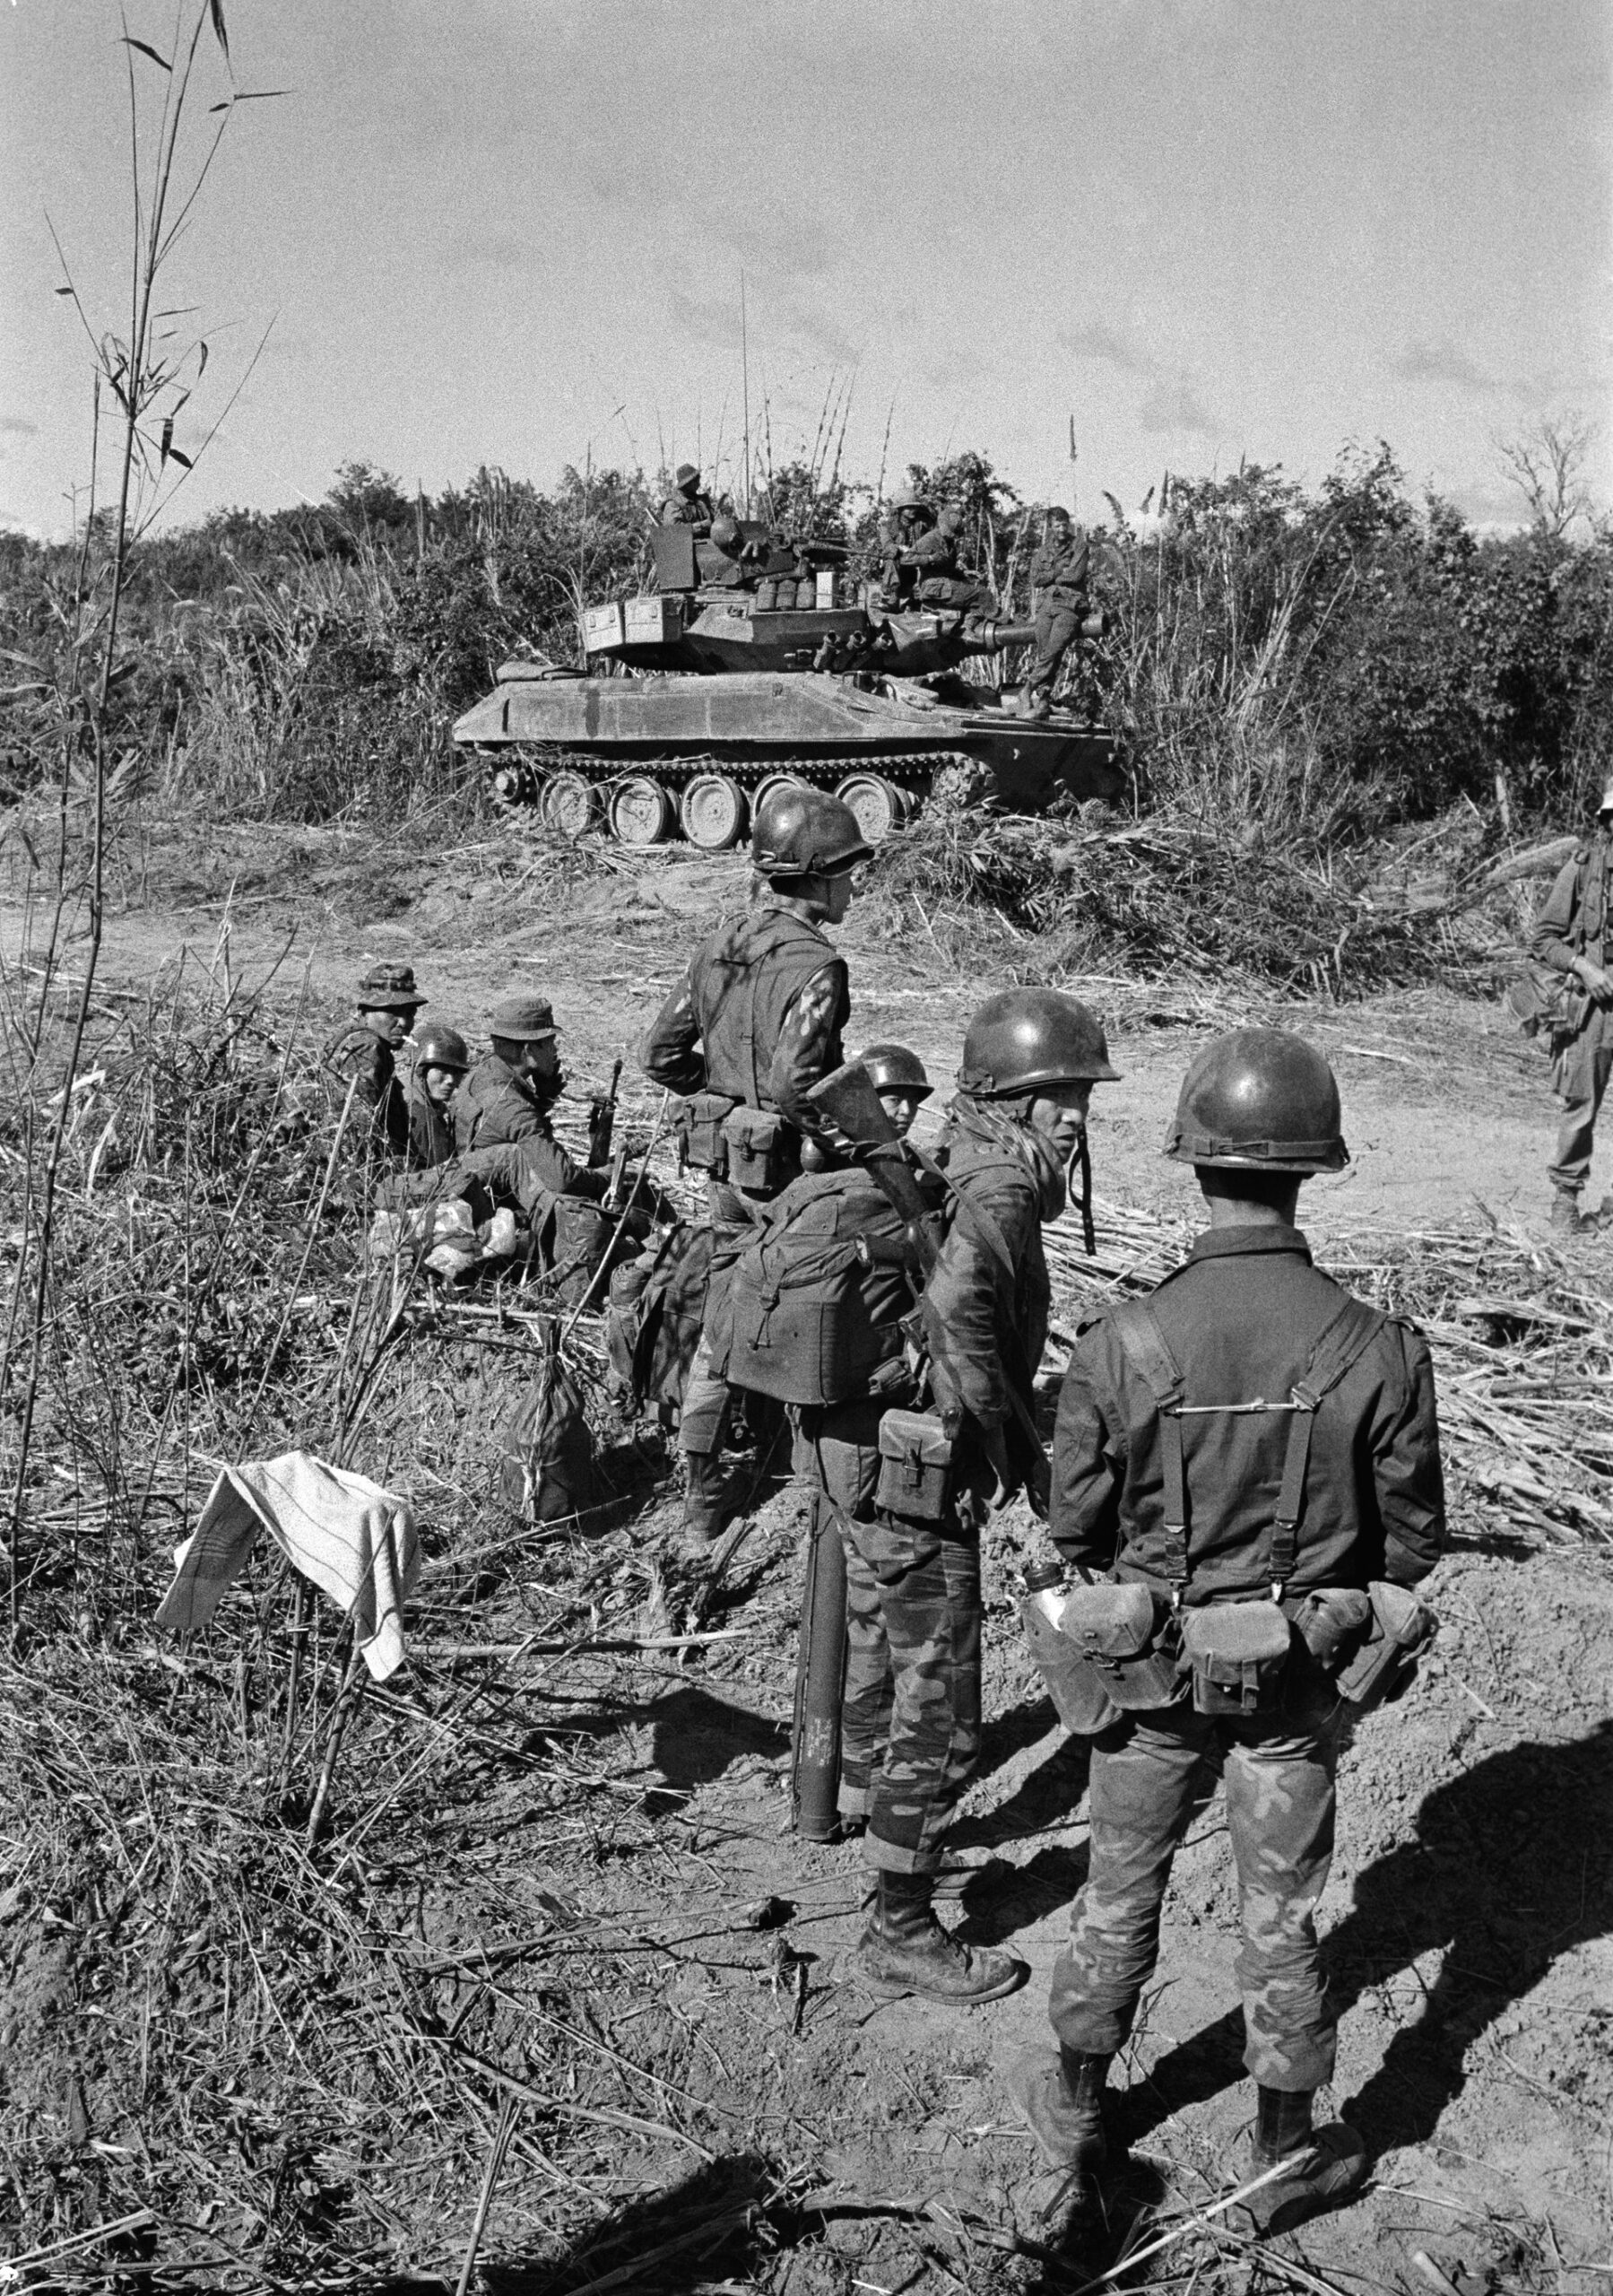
154, 1451, 419, 1679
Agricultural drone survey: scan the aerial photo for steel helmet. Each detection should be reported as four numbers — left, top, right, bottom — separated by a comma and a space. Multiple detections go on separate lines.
889, 485, 931, 513
751, 785, 874, 880
860, 1041, 932, 1102
413, 1022, 471, 1074
958, 987, 1120, 1097
710, 513, 741, 552
1165, 1028, 1349, 1173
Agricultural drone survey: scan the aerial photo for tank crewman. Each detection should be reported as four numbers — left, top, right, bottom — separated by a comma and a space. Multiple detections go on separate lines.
1528, 776, 1613, 1232
902, 505, 997, 631
852, 989, 1120, 2005
324, 961, 427, 1159
876, 486, 936, 607
455, 996, 608, 1204
659, 462, 715, 535
640, 786, 874, 1555
1023, 507, 1093, 719
1011, 1029, 1445, 2246
403, 1023, 472, 1170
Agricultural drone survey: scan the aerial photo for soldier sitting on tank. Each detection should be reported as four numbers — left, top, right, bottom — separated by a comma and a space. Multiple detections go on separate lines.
902, 505, 997, 633
659, 463, 715, 536
876, 487, 936, 609
1022, 505, 1093, 720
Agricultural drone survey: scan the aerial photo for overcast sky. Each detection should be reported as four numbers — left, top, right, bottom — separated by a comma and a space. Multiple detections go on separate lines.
1, 0, 1607, 539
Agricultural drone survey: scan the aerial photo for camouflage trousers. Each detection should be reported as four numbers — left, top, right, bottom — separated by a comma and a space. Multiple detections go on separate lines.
803, 1397, 982, 1875
1049, 1702, 1340, 2092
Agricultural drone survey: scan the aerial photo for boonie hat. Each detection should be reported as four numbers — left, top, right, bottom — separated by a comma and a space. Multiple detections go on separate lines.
675, 462, 700, 489
357, 961, 425, 1013
490, 995, 559, 1041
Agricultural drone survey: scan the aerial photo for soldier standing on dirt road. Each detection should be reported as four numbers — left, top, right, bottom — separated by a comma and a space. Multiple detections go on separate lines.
639, 786, 873, 1560
1529, 777, 1613, 1233
1010, 1029, 1445, 2247
852, 988, 1121, 2006
324, 961, 427, 1160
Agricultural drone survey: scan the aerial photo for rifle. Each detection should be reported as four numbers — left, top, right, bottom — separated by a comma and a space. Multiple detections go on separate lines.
586, 1057, 623, 1169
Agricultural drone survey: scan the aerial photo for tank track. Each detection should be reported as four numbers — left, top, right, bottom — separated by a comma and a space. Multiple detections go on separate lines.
487, 746, 993, 848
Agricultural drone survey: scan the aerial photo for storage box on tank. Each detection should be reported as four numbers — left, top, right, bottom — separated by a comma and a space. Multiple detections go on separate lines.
624, 596, 681, 645
582, 602, 626, 653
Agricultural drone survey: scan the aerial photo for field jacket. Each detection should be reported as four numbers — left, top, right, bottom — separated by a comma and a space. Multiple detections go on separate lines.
1052, 1225, 1445, 1601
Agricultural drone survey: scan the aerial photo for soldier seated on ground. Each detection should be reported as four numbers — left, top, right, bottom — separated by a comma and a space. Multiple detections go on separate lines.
406, 1023, 472, 1170
324, 961, 429, 1160
659, 462, 715, 535
454, 995, 610, 1203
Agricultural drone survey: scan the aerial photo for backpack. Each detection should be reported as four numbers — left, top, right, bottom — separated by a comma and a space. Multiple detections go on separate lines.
496, 1324, 595, 1525
603, 1222, 715, 1415
724, 1168, 914, 1407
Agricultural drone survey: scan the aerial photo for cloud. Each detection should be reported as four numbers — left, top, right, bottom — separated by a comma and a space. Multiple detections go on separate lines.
1140, 378, 1218, 437
1058, 321, 1154, 377
449, 231, 532, 273
0, 417, 39, 438
1392, 340, 1502, 394
666, 287, 743, 352
784, 301, 863, 370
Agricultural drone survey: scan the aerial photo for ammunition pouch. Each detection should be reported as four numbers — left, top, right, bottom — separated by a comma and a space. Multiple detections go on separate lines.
721, 1104, 791, 1195
1291, 1585, 1374, 1672
1058, 1581, 1186, 1711
677, 1091, 739, 1177
875, 1408, 953, 1522
1507, 966, 1589, 1046
1180, 1599, 1292, 1716
1335, 1580, 1437, 1711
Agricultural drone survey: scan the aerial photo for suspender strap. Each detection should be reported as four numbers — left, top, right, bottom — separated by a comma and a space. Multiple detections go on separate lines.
1269, 1297, 1387, 1588
1109, 1300, 1190, 1590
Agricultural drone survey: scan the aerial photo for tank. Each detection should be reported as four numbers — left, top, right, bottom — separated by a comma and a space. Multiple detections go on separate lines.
451, 520, 1125, 850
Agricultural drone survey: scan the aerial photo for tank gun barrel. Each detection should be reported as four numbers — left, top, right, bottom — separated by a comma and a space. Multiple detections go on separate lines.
958, 619, 1036, 655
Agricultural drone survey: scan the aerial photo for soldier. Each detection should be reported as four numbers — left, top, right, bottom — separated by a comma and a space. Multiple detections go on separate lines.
1011, 1029, 1445, 2243
324, 961, 427, 1159
852, 988, 1120, 2004
861, 1040, 932, 1140
1023, 506, 1092, 719
876, 486, 936, 608
659, 462, 715, 535
1529, 777, 1613, 1231
407, 1023, 471, 1170
640, 785, 873, 1555
902, 504, 997, 631
455, 996, 608, 1204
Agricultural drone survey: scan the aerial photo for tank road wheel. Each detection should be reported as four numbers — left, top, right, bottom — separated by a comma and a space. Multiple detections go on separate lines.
542, 769, 599, 839
610, 775, 675, 846
490, 760, 533, 809
836, 771, 906, 846
751, 770, 805, 823
681, 772, 750, 851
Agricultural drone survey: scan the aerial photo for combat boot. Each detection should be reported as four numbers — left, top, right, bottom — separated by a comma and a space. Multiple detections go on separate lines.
674, 1451, 729, 1562
1007, 2047, 1110, 2240
1549, 1188, 1588, 1234
1226, 2088, 1367, 2236
854, 1870, 1026, 2004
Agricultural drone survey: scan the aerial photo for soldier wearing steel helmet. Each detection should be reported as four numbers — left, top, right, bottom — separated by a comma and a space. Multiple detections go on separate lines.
1528, 775, 1613, 1232
659, 463, 715, 535
324, 961, 428, 1159
407, 1022, 472, 1170
849, 987, 1119, 2006
640, 786, 874, 1556
1010, 1028, 1445, 2248
876, 485, 936, 608
901, 504, 997, 631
